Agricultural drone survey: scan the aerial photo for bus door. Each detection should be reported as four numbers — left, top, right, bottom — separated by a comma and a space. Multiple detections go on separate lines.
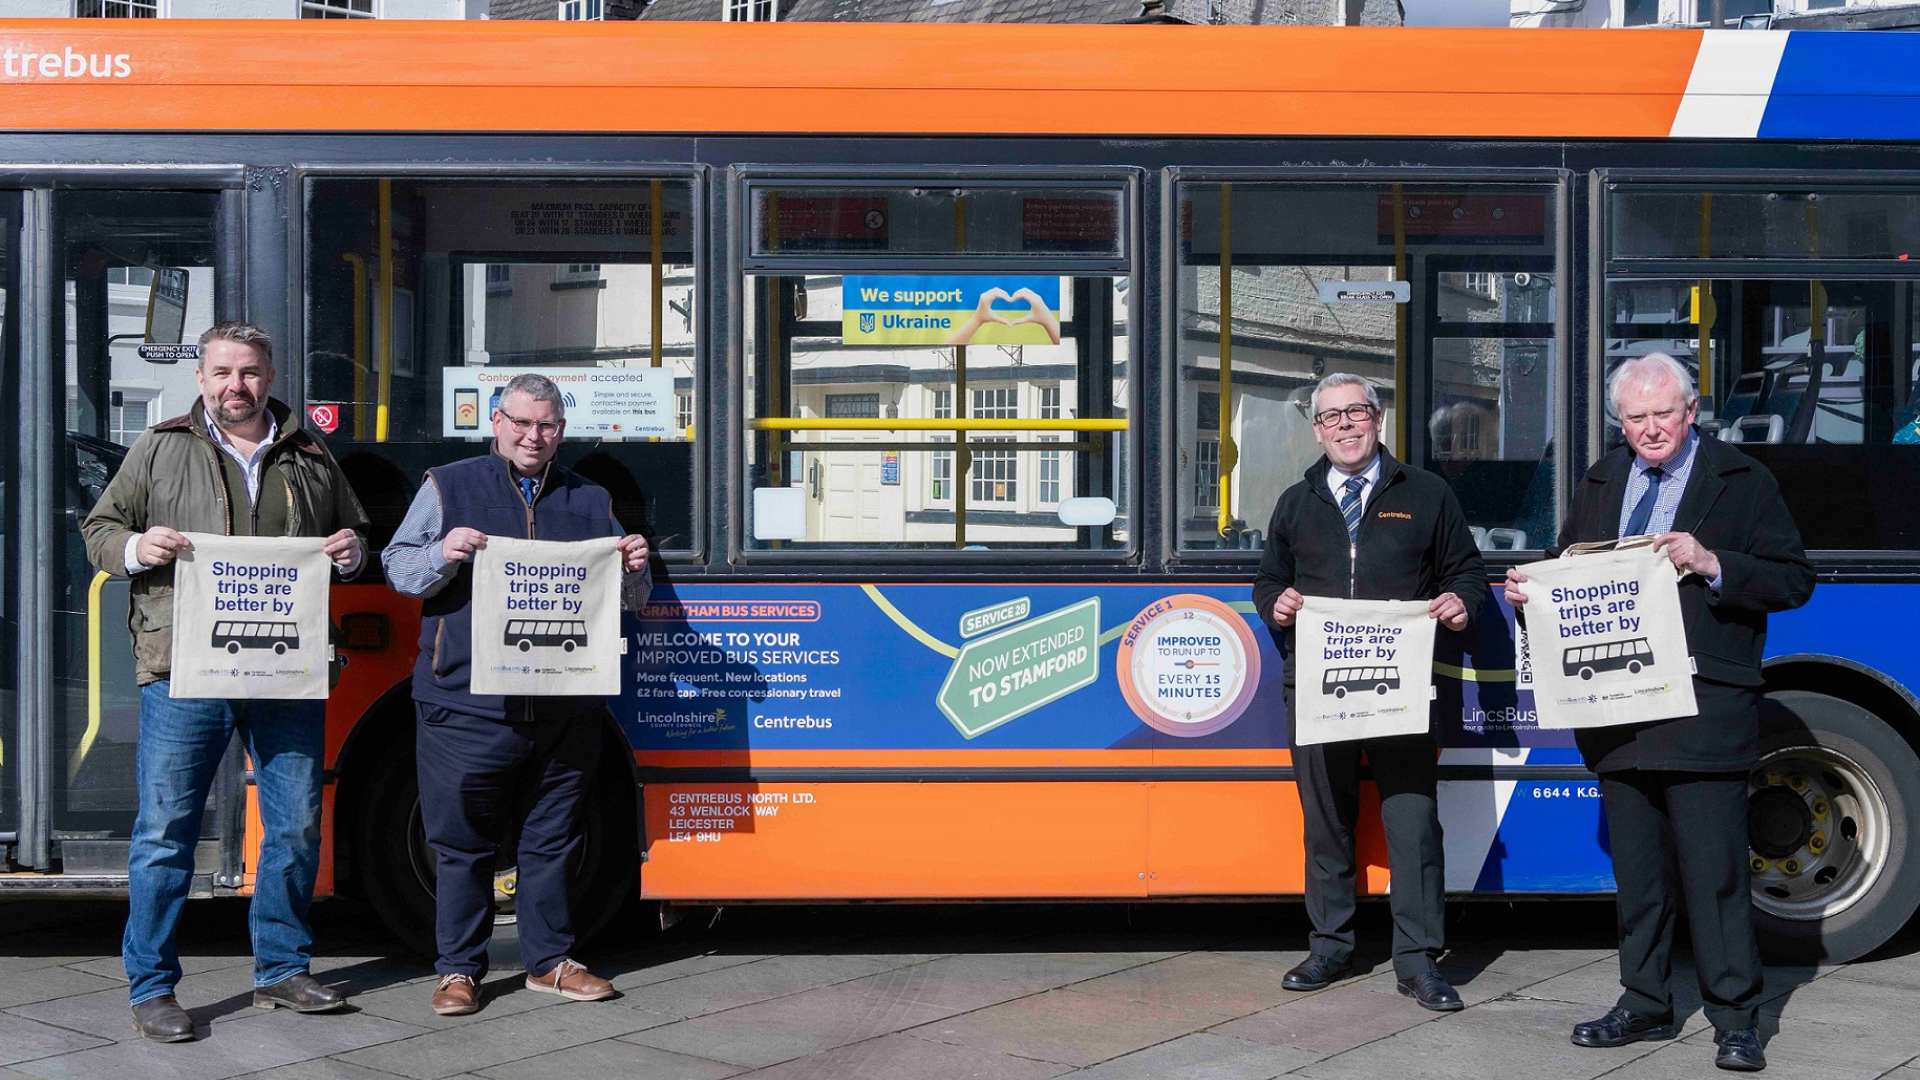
1171, 182, 1562, 561
2, 189, 18, 855
51, 190, 224, 877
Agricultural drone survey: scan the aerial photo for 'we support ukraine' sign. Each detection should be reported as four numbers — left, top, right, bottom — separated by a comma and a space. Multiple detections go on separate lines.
842, 276, 1062, 346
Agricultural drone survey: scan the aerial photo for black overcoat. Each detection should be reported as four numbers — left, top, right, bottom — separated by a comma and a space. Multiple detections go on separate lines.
1555, 432, 1815, 772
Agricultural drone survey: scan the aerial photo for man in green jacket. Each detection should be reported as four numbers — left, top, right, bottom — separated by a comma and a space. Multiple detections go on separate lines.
82, 322, 369, 1043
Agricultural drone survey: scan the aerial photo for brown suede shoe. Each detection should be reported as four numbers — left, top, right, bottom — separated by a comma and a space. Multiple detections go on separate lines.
429, 973, 480, 1016
525, 959, 614, 1002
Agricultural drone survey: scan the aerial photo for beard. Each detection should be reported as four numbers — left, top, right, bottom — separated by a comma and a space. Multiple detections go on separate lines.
211, 394, 267, 427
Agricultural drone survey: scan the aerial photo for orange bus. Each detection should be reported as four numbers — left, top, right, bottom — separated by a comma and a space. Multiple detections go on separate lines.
5, 19, 1920, 965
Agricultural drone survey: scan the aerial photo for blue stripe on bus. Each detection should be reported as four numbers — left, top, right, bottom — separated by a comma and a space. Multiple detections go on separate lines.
1759, 32, 1920, 140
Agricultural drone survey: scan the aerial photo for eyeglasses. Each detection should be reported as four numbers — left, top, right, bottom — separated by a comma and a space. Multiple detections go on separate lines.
1313, 403, 1378, 428
497, 409, 562, 438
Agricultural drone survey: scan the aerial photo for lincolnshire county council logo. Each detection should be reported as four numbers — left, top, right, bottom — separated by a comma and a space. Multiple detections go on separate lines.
860, 312, 876, 333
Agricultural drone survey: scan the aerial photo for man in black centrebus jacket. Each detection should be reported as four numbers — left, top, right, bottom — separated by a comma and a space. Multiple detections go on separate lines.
1507, 352, 1813, 1073
1253, 372, 1486, 1012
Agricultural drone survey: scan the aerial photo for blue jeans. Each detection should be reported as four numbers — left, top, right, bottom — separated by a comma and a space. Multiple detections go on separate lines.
124, 682, 325, 1005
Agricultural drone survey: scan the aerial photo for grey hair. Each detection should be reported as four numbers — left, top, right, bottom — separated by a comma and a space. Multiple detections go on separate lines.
198, 321, 273, 368
1310, 372, 1382, 417
501, 373, 565, 416
1608, 352, 1697, 413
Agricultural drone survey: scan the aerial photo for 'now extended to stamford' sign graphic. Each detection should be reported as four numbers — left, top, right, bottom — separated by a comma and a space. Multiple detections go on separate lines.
843, 276, 1062, 346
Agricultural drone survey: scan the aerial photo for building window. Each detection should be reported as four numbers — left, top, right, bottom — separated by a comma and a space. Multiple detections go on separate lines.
77, 0, 160, 15
1194, 437, 1220, 510
825, 393, 880, 419
725, 0, 779, 19
556, 263, 601, 284
1621, 0, 1658, 24
1039, 436, 1061, 506
559, 0, 604, 16
300, 0, 374, 16
1197, 389, 1219, 432
1039, 384, 1062, 420
107, 266, 157, 286
676, 391, 693, 435
484, 263, 512, 296
930, 388, 953, 502
969, 387, 1018, 503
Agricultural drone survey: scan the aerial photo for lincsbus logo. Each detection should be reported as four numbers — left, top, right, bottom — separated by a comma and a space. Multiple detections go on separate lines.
3, 46, 134, 80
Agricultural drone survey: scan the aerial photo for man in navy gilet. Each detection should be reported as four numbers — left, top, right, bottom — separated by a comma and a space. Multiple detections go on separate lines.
382, 373, 651, 1017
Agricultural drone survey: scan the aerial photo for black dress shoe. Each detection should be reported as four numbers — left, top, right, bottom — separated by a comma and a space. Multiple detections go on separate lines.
1570, 1006, 1677, 1048
1715, 1027, 1767, 1072
131, 995, 194, 1043
1396, 971, 1465, 1012
1282, 954, 1352, 991
252, 972, 347, 1013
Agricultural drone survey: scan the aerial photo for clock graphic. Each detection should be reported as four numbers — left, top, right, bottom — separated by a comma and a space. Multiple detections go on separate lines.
1116, 594, 1261, 738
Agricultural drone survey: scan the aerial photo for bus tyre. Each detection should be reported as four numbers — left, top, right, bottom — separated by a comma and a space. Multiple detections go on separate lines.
352, 728, 641, 955
1750, 690, 1920, 964
1333, 687, 1346, 699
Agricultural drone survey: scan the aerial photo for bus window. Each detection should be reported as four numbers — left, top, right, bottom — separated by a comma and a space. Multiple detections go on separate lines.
304, 178, 700, 561
1174, 183, 1559, 554
739, 183, 1128, 553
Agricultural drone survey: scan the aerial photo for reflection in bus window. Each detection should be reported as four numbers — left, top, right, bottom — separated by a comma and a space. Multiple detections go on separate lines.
304, 179, 698, 561
742, 273, 1128, 551
1174, 183, 1558, 553
1603, 274, 1920, 550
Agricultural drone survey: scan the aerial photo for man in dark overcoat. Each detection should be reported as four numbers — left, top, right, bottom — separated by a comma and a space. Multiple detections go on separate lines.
1506, 352, 1814, 1073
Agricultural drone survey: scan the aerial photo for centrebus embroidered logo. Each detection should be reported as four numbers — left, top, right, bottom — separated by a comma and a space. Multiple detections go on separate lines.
1115, 594, 1260, 738
2, 46, 133, 80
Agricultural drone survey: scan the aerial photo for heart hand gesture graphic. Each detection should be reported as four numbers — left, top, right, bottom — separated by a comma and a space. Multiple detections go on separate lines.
945, 285, 1062, 346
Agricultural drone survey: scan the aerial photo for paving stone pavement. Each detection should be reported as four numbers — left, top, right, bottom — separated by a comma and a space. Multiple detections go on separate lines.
2, 896, 1916, 1080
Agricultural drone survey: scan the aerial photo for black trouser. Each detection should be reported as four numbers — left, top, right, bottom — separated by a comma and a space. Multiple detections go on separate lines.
415, 703, 602, 980
1600, 769, 1762, 1032
1292, 720, 1445, 979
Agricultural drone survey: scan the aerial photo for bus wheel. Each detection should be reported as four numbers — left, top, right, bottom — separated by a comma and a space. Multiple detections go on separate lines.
1579, 667, 1594, 681
1750, 690, 1920, 964
563, 640, 576, 653
518, 640, 532, 652
1376, 683, 1389, 695
1628, 660, 1643, 674
353, 732, 640, 954
227, 642, 242, 655
1333, 687, 1346, 699
274, 642, 288, 655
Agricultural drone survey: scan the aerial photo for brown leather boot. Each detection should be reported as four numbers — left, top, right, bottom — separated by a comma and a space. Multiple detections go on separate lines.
525, 959, 614, 1002
429, 973, 480, 1016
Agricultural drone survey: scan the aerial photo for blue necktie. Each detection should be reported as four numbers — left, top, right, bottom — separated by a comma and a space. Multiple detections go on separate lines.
518, 477, 539, 506
1623, 466, 1664, 538
1339, 476, 1366, 542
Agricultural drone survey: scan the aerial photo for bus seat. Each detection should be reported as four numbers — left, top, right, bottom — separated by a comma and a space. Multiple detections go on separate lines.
1486, 527, 1528, 550
1728, 414, 1785, 444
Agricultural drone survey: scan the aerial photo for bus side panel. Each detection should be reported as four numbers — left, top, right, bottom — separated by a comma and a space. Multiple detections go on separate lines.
642, 782, 1151, 900
1144, 781, 1309, 895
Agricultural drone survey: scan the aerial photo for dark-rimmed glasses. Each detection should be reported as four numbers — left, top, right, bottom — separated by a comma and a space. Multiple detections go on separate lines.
1313, 403, 1378, 428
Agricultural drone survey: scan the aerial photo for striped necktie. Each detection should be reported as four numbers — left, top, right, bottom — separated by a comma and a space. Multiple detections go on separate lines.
1339, 476, 1366, 542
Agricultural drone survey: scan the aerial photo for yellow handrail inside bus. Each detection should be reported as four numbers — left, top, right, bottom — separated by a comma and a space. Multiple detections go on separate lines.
376, 178, 393, 443
76, 569, 110, 785
1217, 183, 1237, 537
751, 417, 1127, 432
343, 252, 368, 437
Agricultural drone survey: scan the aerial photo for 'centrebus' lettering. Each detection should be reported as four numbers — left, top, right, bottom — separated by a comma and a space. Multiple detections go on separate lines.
2, 47, 133, 80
